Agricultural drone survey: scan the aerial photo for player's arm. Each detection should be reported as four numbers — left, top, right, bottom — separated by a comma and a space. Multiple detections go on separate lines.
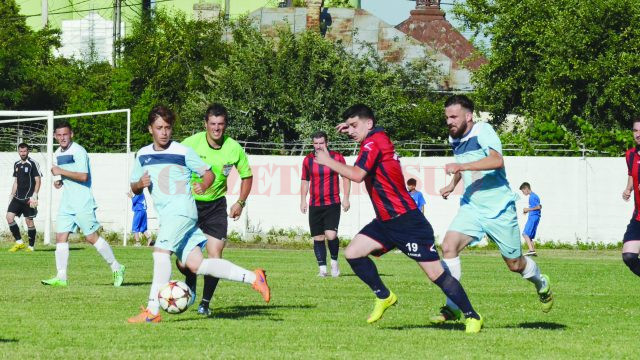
440, 172, 461, 199
51, 166, 89, 182
229, 176, 252, 220
193, 169, 214, 195
341, 175, 351, 212
623, 175, 633, 201
445, 149, 504, 174
315, 150, 367, 183
300, 180, 309, 214
131, 171, 151, 195
9, 178, 17, 200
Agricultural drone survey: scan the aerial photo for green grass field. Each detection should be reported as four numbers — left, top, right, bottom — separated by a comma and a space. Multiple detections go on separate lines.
1, 244, 637, 359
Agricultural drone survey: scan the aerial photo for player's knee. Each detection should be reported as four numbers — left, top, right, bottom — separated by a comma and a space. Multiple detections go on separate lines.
6, 213, 14, 223
506, 259, 524, 272
622, 252, 640, 269
343, 245, 359, 259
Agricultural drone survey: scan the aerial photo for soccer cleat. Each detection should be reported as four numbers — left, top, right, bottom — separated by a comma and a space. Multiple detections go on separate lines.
525, 250, 538, 257
317, 269, 327, 277
113, 265, 126, 287
187, 290, 197, 308
538, 274, 554, 313
8, 242, 26, 252
25, 247, 34, 252
367, 291, 398, 324
127, 306, 162, 323
330, 261, 340, 277
429, 305, 463, 324
197, 303, 211, 316
252, 268, 270, 303
465, 314, 484, 333
41, 277, 68, 287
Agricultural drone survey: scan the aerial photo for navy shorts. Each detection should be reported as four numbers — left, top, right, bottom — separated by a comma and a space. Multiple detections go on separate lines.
131, 211, 148, 233
309, 203, 341, 237
359, 209, 439, 262
196, 198, 228, 240
623, 218, 640, 243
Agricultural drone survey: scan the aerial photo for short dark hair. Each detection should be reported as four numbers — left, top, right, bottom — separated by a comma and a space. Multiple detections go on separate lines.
148, 105, 176, 126
17, 142, 29, 150
342, 104, 376, 125
407, 178, 417, 186
444, 94, 474, 113
633, 118, 640, 126
519, 182, 531, 190
311, 130, 328, 142
204, 103, 228, 123
54, 120, 72, 132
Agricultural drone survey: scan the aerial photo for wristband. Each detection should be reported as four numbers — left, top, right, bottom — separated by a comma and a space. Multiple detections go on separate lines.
237, 199, 246, 208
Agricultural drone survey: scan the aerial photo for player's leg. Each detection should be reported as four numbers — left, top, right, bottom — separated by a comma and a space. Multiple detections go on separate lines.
197, 236, 225, 315
127, 248, 171, 323
621, 219, 640, 276
309, 206, 328, 276
522, 216, 538, 255
6, 207, 25, 252
81, 211, 125, 286
41, 230, 71, 286
325, 203, 341, 277
24, 216, 36, 251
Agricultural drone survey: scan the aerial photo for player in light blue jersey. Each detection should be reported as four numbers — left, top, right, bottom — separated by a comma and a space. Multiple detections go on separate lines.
430, 95, 553, 327
41, 121, 125, 287
128, 106, 270, 323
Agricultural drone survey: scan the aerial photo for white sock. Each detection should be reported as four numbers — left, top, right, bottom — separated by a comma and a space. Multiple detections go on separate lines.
147, 252, 172, 315
319, 265, 327, 274
55, 242, 69, 281
93, 237, 121, 271
196, 258, 256, 284
442, 257, 462, 310
522, 256, 546, 292
16, 240, 24, 245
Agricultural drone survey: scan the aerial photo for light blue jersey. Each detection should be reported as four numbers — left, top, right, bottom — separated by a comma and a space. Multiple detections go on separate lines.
450, 122, 517, 217
130, 141, 210, 221
55, 142, 96, 213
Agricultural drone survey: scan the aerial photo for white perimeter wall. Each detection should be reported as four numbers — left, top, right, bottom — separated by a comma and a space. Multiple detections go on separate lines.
0, 153, 632, 245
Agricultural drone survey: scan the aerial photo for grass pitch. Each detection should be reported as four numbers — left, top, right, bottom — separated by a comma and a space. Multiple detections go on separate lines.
0, 244, 637, 359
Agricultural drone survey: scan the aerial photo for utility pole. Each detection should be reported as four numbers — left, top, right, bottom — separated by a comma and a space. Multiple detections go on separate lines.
225, 0, 230, 20
113, 0, 122, 65
41, 0, 48, 27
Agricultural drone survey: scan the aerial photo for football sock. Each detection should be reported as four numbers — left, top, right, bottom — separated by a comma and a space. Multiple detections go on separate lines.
433, 270, 479, 320
93, 237, 121, 272
327, 239, 340, 260
148, 252, 171, 315
201, 275, 220, 304
313, 240, 327, 266
8, 222, 21, 242
442, 257, 461, 310
622, 252, 640, 277
196, 258, 256, 284
55, 242, 69, 281
28, 227, 36, 247
346, 257, 390, 299
176, 260, 197, 294
521, 255, 546, 292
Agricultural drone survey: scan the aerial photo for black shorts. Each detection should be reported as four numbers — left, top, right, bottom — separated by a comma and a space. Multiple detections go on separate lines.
309, 203, 341, 237
623, 218, 640, 242
7, 198, 37, 219
359, 209, 439, 262
196, 198, 228, 240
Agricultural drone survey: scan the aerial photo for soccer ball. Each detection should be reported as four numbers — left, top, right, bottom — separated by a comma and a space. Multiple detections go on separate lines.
158, 280, 192, 314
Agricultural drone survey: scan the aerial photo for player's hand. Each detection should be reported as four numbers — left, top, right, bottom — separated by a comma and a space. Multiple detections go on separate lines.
314, 148, 330, 165
342, 198, 350, 212
29, 195, 38, 208
51, 166, 63, 176
623, 189, 632, 201
229, 202, 243, 221
53, 180, 63, 189
138, 171, 151, 189
444, 163, 464, 175
192, 182, 206, 195
523, 208, 529, 214
439, 184, 454, 200
300, 202, 308, 214
335, 122, 349, 134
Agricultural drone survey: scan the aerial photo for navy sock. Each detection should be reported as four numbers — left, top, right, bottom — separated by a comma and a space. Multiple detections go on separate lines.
28, 227, 36, 247
201, 275, 219, 306
327, 239, 340, 261
346, 257, 390, 299
176, 259, 197, 294
622, 252, 640, 277
313, 240, 327, 266
8, 222, 21, 241
433, 270, 479, 319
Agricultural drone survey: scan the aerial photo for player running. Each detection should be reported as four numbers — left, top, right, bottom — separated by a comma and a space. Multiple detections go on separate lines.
300, 131, 351, 277
7, 143, 42, 252
128, 105, 269, 323
314, 104, 483, 333
41, 121, 126, 287
621, 118, 640, 277
432, 95, 553, 325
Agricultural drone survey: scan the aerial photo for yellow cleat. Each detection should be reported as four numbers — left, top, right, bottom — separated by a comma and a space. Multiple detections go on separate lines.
465, 314, 484, 333
367, 291, 397, 324
8, 242, 26, 252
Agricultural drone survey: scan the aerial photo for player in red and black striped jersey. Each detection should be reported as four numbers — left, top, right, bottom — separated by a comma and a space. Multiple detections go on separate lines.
314, 104, 482, 332
300, 131, 351, 277
621, 118, 640, 277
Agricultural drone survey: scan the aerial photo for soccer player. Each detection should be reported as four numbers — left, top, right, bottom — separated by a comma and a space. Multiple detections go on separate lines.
128, 190, 152, 246
127, 105, 269, 323
621, 118, 640, 277
519, 182, 541, 256
177, 103, 257, 317
41, 121, 126, 287
406, 178, 426, 214
6, 143, 42, 252
300, 130, 351, 277
314, 104, 483, 333
433, 95, 553, 324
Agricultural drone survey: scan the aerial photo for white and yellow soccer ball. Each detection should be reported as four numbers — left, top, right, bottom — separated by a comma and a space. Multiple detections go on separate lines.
158, 280, 192, 314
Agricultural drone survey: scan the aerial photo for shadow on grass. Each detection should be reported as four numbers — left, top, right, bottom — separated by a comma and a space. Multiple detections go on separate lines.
119, 282, 152, 287
383, 323, 465, 331
0, 338, 18, 343
172, 304, 317, 322
504, 322, 567, 330
37, 247, 84, 252
339, 273, 393, 277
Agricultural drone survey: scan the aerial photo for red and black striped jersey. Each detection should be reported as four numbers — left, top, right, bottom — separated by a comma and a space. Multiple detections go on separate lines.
301, 150, 346, 206
626, 147, 640, 221
355, 128, 417, 221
